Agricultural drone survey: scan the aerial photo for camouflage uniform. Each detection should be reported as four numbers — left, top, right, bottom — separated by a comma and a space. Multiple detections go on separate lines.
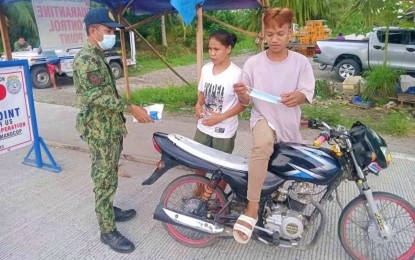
14, 41, 30, 52
73, 43, 130, 233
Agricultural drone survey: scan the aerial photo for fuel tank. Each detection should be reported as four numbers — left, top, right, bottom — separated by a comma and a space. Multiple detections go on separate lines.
269, 143, 342, 185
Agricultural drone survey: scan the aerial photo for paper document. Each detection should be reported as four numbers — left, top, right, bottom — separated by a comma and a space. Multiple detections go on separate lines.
133, 103, 164, 122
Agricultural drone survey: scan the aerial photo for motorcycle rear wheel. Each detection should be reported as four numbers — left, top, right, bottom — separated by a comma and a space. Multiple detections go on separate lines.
338, 192, 415, 259
160, 174, 229, 248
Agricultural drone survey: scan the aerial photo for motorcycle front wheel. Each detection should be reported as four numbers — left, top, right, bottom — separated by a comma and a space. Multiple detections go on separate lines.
338, 192, 415, 259
160, 174, 229, 248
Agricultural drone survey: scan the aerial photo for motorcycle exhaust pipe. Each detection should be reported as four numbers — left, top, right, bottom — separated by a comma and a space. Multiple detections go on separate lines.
153, 204, 225, 235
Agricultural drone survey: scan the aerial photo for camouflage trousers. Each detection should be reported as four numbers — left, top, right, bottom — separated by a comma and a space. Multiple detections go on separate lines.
86, 137, 123, 233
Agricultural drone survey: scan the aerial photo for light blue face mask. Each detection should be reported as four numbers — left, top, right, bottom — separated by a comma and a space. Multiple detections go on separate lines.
95, 29, 116, 50
98, 34, 116, 50
248, 88, 281, 104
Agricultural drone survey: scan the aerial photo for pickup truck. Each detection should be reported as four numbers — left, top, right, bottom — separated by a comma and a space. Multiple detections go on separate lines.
313, 27, 415, 81
1, 30, 136, 89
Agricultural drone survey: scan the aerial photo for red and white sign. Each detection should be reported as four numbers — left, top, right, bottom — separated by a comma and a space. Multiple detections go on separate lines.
0, 66, 33, 154
32, 0, 90, 50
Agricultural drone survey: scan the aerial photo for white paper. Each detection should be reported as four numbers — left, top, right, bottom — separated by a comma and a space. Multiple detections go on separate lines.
133, 103, 164, 122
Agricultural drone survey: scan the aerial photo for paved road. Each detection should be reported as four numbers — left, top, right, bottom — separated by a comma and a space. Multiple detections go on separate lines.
1, 145, 414, 260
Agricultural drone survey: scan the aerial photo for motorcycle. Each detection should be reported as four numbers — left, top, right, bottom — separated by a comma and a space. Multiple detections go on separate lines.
142, 120, 415, 259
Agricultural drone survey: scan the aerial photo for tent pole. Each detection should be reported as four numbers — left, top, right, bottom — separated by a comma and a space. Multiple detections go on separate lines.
118, 8, 131, 101
121, 0, 134, 16
196, 5, 203, 83
202, 13, 259, 38
126, 10, 172, 32
0, 7, 12, 60
122, 18, 191, 86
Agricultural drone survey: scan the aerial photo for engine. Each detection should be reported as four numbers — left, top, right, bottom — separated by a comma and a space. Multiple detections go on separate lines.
264, 206, 304, 240
264, 181, 314, 240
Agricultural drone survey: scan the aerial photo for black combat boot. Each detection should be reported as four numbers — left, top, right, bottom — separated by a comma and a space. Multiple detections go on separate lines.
100, 230, 135, 253
113, 206, 136, 222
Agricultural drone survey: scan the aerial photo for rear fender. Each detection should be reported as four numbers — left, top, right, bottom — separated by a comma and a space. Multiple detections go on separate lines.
142, 154, 179, 185
153, 132, 220, 173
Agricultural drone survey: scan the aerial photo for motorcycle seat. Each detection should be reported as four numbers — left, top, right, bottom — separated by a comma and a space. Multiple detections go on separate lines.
167, 134, 249, 172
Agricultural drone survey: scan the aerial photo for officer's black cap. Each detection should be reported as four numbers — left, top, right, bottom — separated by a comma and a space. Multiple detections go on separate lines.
84, 8, 125, 28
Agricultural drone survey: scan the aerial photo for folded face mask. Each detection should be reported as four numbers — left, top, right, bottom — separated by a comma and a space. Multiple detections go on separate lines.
248, 88, 281, 104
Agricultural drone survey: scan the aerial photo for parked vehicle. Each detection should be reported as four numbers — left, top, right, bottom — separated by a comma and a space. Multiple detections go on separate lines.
142, 119, 415, 258
1, 30, 136, 89
314, 28, 415, 81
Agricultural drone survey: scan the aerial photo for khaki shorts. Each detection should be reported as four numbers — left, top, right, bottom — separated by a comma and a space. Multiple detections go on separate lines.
194, 128, 236, 154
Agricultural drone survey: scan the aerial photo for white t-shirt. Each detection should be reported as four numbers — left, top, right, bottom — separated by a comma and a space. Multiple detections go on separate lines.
197, 62, 242, 138
241, 50, 315, 143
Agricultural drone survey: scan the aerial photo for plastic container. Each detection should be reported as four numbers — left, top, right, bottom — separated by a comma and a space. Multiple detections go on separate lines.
396, 86, 415, 94
351, 96, 373, 108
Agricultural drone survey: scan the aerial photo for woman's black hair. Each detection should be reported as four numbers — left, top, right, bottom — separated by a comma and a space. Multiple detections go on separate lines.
209, 29, 237, 49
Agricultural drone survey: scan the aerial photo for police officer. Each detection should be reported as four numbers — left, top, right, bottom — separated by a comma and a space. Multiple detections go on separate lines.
73, 8, 153, 253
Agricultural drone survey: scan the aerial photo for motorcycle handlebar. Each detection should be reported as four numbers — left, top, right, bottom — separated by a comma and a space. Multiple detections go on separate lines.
313, 132, 330, 147
300, 120, 309, 126
305, 119, 333, 131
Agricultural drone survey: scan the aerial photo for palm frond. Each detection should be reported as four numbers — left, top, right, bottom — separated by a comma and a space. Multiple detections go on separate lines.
4, 2, 37, 34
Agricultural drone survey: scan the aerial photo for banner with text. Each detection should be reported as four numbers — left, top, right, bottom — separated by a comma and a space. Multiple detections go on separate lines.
32, 0, 90, 50
0, 66, 33, 154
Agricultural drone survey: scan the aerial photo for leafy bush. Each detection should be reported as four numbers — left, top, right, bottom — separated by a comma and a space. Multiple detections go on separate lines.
314, 79, 335, 99
362, 66, 401, 100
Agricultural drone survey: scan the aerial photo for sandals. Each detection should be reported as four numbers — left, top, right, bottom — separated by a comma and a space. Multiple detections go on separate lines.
233, 214, 258, 244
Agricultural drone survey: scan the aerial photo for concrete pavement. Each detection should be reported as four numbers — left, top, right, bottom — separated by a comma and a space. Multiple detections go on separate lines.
1, 102, 415, 260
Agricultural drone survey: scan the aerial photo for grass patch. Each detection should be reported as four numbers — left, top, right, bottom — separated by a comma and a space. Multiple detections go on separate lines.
378, 110, 415, 137
129, 54, 200, 76
302, 103, 415, 137
130, 84, 198, 111
302, 104, 357, 127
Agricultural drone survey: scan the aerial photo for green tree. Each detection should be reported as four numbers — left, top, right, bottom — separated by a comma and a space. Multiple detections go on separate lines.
272, 0, 329, 26
342, 0, 414, 64
1, 2, 38, 48
241, 0, 330, 34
